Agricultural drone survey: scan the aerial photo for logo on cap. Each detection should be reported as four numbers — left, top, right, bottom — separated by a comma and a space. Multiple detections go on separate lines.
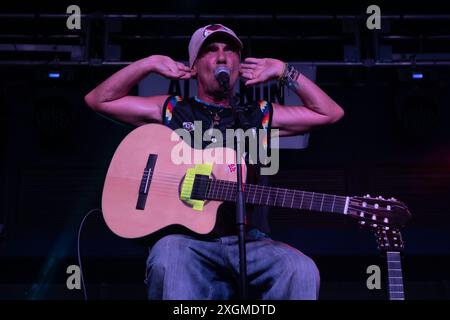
203, 24, 230, 38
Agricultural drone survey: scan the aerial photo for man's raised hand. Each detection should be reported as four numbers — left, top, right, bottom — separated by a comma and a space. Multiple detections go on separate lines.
239, 57, 285, 86
149, 55, 192, 80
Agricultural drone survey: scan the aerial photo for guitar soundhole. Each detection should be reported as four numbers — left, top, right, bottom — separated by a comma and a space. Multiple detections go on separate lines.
178, 174, 215, 209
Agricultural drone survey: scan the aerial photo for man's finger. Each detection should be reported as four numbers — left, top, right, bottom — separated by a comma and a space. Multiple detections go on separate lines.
240, 64, 256, 70
167, 70, 184, 79
169, 66, 179, 74
240, 72, 253, 79
177, 65, 190, 71
177, 63, 191, 72
179, 72, 192, 79
245, 78, 260, 86
168, 73, 185, 80
244, 57, 261, 64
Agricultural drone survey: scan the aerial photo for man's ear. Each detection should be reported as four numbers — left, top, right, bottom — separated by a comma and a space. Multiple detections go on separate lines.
190, 65, 198, 79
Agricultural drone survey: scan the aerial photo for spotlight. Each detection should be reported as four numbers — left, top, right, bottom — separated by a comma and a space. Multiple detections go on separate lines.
411, 71, 423, 80
48, 71, 61, 79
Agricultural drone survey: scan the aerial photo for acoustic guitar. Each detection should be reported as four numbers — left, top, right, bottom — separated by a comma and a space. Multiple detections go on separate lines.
101, 124, 411, 239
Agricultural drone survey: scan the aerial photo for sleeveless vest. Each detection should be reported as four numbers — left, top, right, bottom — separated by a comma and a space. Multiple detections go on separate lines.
161, 95, 273, 236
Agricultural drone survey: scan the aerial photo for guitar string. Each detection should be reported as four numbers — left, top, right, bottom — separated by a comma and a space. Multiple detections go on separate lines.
149, 176, 344, 199
148, 175, 343, 201
138, 179, 347, 209
142, 186, 381, 217
143, 184, 391, 215
141, 171, 392, 202
145, 190, 347, 212
143, 171, 390, 201
142, 173, 347, 205
137, 173, 395, 209
135, 183, 383, 224
125, 170, 396, 212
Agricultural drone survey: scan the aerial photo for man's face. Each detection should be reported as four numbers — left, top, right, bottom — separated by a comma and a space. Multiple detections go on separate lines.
192, 34, 241, 97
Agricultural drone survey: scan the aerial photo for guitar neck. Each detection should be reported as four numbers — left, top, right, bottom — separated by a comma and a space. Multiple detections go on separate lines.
386, 251, 405, 300
205, 179, 350, 215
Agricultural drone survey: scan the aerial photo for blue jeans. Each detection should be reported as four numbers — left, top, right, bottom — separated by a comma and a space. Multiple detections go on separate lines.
145, 229, 320, 300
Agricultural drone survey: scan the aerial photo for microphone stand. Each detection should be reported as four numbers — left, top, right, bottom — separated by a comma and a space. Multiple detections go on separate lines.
231, 95, 249, 301
220, 78, 249, 300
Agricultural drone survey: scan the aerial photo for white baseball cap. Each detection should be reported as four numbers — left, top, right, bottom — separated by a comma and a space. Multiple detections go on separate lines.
188, 24, 243, 68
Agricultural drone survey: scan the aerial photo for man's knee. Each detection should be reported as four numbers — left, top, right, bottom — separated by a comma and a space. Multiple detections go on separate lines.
280, 250, 321, 297
291, 253, 320, 284
146, 234, 190, 273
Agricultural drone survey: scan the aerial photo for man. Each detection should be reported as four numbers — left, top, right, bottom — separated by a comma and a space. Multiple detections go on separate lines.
85, 24, 344, 299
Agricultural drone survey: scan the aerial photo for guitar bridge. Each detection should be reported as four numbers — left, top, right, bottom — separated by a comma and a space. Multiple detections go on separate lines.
136, 154, 158, 210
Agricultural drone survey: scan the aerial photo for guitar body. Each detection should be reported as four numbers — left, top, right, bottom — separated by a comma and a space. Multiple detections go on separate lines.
102, 124, 246, 239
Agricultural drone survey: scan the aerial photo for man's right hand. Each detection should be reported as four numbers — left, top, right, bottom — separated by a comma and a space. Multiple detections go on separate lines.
149, 55, 192, 80
85, 54, 192, 127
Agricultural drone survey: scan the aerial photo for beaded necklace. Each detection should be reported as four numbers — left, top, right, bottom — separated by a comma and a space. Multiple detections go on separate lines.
194, 96, 231, 108
194, 96, 231, 127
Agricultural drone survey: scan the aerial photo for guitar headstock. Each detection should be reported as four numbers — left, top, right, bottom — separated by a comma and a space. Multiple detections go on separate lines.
371, 225, 405, 252
347, 194, 411, 228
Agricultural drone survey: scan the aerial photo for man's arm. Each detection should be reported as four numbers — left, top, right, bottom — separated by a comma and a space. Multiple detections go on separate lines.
84, 55, 191, 127
240, 58, 344, 136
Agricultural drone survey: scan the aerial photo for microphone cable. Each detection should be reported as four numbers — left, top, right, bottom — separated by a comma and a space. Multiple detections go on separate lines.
77, 208, 102, 300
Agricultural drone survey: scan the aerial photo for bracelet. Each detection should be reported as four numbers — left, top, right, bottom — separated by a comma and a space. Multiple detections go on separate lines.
279, 63, 300, 89
278, 62, 288, 82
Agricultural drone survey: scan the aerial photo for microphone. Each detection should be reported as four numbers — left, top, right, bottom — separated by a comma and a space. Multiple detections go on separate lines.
214, 66, 230, 91
214, 66, 249, 129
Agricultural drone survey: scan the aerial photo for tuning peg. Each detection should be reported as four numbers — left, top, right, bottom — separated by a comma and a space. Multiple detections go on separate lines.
364, 194, 371, 198
360, 212, 365, 217
362, 202, 367, 207
383, 218, 389, 224
390, 197, 397, 201
374, 203, 379, 209
372, 215, 377, 220
359, 221, 366, 225
387, 205, 391, 211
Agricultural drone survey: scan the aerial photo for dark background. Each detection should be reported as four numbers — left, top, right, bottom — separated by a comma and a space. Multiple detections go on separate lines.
1, 0, 449, 300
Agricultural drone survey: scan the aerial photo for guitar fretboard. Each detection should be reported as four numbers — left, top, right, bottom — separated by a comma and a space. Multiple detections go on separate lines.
203, 179, 348, 214
386, 251, 405, 300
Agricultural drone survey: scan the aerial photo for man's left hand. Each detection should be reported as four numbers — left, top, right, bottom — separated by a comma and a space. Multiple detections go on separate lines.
239, 58, 285, 86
